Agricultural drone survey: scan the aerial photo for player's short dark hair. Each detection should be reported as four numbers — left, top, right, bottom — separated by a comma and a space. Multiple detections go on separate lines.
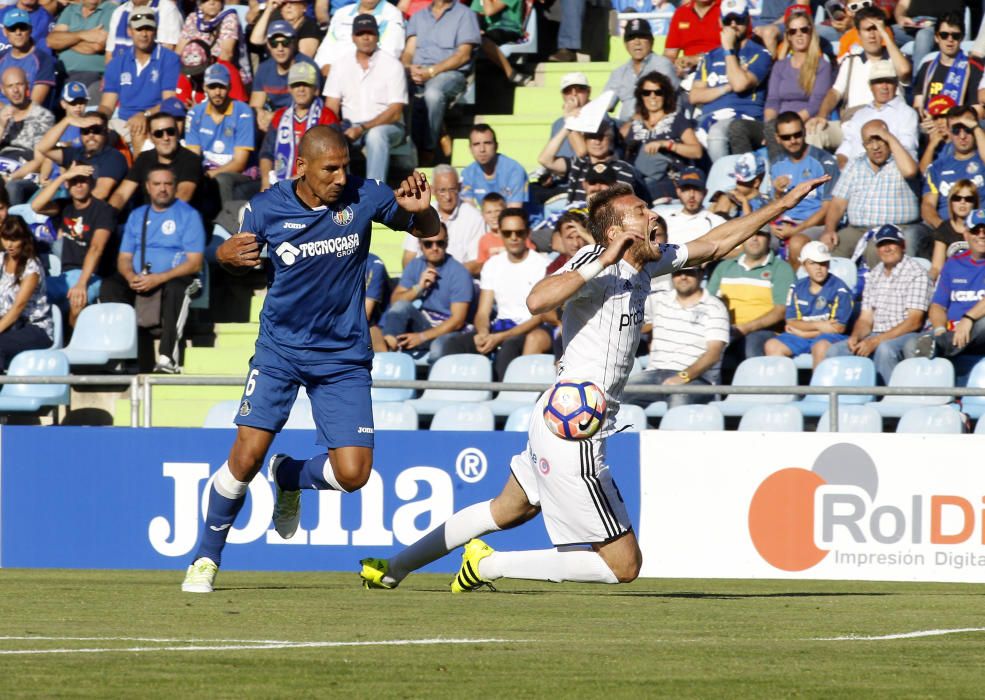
481, 192, 505, 206
148, 111, 177, 130
469, 123, 497, 145
556, 210, 588, 233
498, 207, 528, 229
948, 105, 977, 121
935, 12, 964, 33
776, 111, 804, 130
853, 5, 885, 28
588, 183, 634, 245
145, 163, 176, 183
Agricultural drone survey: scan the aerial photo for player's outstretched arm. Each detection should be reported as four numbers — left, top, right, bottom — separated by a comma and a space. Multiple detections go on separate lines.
394, 171, 440, 238
217, 233, 261, 270
527, 228, 640, 315
685, 175, 831, 267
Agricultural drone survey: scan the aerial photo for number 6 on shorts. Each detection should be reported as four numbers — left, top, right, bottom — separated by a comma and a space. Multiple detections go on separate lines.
245, 368, 259, 396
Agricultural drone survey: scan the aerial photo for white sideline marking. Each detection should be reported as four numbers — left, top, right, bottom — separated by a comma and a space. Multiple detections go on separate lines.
0, 637, 522, 656
813, 627, 985, 641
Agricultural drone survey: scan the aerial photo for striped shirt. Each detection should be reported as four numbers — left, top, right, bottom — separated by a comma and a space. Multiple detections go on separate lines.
862, 256, 933, 333
833, 155, 919, 228
644, 289, 730, 372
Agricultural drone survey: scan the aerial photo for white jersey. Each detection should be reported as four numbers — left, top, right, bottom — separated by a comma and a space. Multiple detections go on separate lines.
556, 243, 688, 432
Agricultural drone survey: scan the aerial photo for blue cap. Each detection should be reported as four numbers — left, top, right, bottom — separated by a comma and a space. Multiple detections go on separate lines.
967, 210, 985, 229
266, 19, 295, 39
3, 8, 30, 28
872, 223, 904, 245
677, 166, 707, 190
61, 81, 89, 103
203, 63, 230, 87
159, 96, 187, 119
731, 153, 765, 182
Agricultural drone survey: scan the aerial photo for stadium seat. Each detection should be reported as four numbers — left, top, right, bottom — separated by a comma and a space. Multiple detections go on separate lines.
62, 303, 137, 365
708, 356, 798, 417
658, 403, 724, 431
430, 403, 495, 431
912, 257, 932, 273
816, 405, 883, 433
49, 303, 63, 350
896, 406, 965, 434
867, 358, 955, 418
975, 416, 985, 434
371, 352, 416, 402
283, 399, 315, 430
958, 358, 985, 419
737, 404, 804, 432
373, 402, 418, 430
702, 154, 745, 206
203, 400, 238, 428
504, 404, 534, 431
793, 356, 875, 417
0, 349, 70, 414
404, 354, 493, 416
644, 400, 668, 418
481, 354, 555, 417
613, 403, 648, 432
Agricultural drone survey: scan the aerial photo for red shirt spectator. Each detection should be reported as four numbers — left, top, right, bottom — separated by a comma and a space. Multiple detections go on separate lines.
176, 58, 248, 105
665, 0, 722, 57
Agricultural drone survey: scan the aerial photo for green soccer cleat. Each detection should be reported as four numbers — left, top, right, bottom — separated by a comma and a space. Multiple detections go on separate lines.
450, 539, 495, 594
359, 558, 398, 589
269, 454, 301, 540
182, 557, 218, 593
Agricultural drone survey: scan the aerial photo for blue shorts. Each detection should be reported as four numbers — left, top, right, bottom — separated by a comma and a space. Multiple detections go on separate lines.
46, 269, 101, 305
233, 342, 374, 449
775, 332, 848, 356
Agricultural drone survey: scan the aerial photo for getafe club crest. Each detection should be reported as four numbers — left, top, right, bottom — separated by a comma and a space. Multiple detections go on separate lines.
333, 206, 354, 226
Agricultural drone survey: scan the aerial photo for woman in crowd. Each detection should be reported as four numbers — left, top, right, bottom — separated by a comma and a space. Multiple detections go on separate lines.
177, 0, 253, 85
930, 180, 977, 280
619, 71, 702, 202
0, 216, 53, 371
249, 0, 322, 58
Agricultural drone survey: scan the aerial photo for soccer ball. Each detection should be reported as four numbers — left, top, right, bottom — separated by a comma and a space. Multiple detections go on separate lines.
543, 380, 607, 440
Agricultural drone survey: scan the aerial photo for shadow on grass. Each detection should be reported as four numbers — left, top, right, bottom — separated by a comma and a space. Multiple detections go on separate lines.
610, 591, 896, 600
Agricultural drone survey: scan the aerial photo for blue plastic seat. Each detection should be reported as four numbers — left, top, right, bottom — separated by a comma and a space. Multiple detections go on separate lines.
793, 356, 875, 417
975, 416, 985, 434
658, 404, 724, 431
203, 400, 239, 428
896, 406, 965, 434
816, 405, 883, 433
481, 354, 555, 417
430, 403, 495, 431
737, 404, 804, 432
702, 155, 745, 206
708, 356, 798, 417
49, 303, 63, 350
404, 354, 493, 416
371, 352, 416, 402
644, 400, 668, 418
867, 358, 955, 418
373, 402, 418, 430
0, 349, 70, 413
62, 303, 137, 365
612, 403, 648, 432
504, 404, 534, 431
959, 358, 985, 419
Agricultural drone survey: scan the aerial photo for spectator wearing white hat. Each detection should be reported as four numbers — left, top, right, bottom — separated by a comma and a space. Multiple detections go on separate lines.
709, 151, 769, 220
836, 59, 918, 168
603, 18, 678, 122
533, 71, 590, 200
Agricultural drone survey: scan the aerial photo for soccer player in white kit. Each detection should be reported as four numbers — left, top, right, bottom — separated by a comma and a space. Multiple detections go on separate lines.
361, 176, 828, 591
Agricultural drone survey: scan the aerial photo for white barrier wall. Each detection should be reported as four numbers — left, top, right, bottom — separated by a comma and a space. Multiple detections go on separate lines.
638, 432, 985, 583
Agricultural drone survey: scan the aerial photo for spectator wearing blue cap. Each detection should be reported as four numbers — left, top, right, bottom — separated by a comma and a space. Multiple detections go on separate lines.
0, 8, 54, 105
0, 0, 54, 55
825, 223, 932, 383
666, 167, 726, 246
106, 0, 183, 60
46, 0, 116, 89
100, 11, 181, 154
710, 152, 769, 221
249, 19, 320, 131
249, 0, 322, 59
907, 209, 985, 361
52, 82, 90, 151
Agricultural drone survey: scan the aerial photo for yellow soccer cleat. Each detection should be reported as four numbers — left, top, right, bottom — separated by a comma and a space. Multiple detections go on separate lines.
450, 539, 495, 594
181, 557, 218, 593
359, 558, 398, 589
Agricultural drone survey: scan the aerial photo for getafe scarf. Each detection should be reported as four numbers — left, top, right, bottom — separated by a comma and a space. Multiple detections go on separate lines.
272, 97, 324, 182
923, 51, 972, 107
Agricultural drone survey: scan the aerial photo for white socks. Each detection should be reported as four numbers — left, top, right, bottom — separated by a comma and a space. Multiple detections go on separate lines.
479, 547, 618, 584
386, 500, 500, 583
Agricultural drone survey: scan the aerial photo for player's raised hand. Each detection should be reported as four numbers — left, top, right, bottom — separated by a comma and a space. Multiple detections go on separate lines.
778, 175, 831, 210
394, 171, 432, 213
217, 233, 261, 268
598, 225, 643, 267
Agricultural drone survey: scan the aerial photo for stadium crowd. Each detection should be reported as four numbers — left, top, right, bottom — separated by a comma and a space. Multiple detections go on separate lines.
0, 0, 982, 403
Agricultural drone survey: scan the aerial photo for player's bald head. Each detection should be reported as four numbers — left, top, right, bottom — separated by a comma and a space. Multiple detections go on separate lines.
299, 125, 347, 159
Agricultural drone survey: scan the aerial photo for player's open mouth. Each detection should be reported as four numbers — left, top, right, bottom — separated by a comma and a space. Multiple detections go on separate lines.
648, 227, 658, 244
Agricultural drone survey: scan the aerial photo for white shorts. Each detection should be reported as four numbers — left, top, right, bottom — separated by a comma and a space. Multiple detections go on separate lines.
510, 392, 632, 546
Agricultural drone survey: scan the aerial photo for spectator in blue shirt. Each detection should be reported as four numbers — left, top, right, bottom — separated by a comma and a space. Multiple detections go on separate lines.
380, 223, 474, 359
909, 209, 985, 360
765, 241, 854, 367
688, 0, 773, 161
99, 12, 181, 154
249, 20, 320, 132
460, 124, 527, 208
0, 9, 54, 105
0, 0, 53, 55
922, 107, 985, 232
402, 0, 481, 164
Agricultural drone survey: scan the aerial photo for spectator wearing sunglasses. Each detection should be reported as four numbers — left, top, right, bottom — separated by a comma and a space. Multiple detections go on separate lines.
689, 0, 772, 162
895, 0, 966, 71
249, 0, 322, 59
836, 59, 917, 168
929, 179, 976, 280
46, 0, 116, 90
249, 20, 320, 132
921, 107, 985, 228
37, 111, 127, 202
603, 18, 678, 122
0, 0, 53, 55
109, 112, 204, 211
912, 13, 985, 124
0, 9, 54, 106
106, 0, 184, 60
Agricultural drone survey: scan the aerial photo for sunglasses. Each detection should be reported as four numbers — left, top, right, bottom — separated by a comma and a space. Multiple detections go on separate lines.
846, 0, 871, 11
152, 126, 177, 138
787, 26, 811, 35
501, 229, 528, 238
938, 30, 963, 40
969, 228, 985, 236
421, 239, 448, 249
777, 130, 804, 141
952, 194, 977, 203
6, 23, 30, 32
268, 37, 292, 48
951, 123, 975, 135
722, 13, 747, 25
640, 88, 663, 97
80, 125, 105, 135
67, 177, 90, 186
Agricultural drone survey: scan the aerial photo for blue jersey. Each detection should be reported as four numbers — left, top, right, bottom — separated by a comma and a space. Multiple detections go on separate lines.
785, 273, 853, 324
696, 43, 772, 120
932, 251, 985, 323
770, 147, 839, 223
243, 176, 413, 364
924, 151, 985, 219
460, 154, 529, 206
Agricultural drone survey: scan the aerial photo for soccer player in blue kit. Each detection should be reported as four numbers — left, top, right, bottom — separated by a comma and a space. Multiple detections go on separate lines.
182, 126, 439, 593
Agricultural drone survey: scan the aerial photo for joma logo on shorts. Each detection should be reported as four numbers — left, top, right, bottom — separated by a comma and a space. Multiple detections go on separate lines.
357, 426, 374, 434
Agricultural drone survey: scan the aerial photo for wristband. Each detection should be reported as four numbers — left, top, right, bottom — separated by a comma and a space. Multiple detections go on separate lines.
411, 284, 421, 296
963, 314, 977, 323
933, 326, 947, 335
577, 260, 604, 282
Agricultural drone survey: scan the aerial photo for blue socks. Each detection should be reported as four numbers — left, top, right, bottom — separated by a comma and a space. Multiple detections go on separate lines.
193, 462, 248, 566
275, 454, 347, 492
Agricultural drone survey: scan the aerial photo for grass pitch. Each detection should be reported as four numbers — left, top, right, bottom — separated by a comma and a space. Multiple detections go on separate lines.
2, 570, 984, 698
